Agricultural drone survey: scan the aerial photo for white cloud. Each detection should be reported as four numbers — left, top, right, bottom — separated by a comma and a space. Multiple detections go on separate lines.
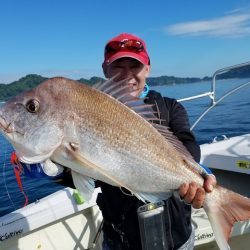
165, 13, 250, 37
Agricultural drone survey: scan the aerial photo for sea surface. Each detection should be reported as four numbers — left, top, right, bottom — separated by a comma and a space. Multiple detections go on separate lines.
0, 78, 249, 217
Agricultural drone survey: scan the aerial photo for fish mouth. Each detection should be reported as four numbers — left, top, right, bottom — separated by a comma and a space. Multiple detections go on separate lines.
0, 115, 14, 133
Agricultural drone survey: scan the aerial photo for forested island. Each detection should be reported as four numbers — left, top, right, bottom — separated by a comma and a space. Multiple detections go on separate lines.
0, 64, 249, 101
0, 74, 209, 101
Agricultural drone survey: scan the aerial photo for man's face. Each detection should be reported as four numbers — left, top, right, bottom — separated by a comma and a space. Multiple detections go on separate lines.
103, 58, 150, 97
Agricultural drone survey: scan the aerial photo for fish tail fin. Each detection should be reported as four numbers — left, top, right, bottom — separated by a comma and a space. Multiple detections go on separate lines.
204, 185, 250, 250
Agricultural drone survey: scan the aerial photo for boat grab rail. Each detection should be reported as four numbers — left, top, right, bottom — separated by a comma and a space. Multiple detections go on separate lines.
176, 61, 250, 130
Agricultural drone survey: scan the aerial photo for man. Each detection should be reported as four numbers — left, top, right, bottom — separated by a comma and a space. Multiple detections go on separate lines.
96, 33, 216, 250
16, 32, 216, 250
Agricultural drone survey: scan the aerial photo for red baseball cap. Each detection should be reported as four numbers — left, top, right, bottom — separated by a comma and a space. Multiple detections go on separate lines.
104, 33, 150, 65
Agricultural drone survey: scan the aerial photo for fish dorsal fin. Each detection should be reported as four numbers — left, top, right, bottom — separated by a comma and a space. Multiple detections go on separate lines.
152, 123, 197, 163
94, 77, 135, 102
94, 78, 196, 163
94, 78, 164, 123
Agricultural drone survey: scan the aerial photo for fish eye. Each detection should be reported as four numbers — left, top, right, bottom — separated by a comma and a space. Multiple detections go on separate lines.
26, 99, 40, 113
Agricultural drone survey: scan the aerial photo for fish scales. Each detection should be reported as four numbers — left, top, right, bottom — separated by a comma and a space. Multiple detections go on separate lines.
48, 79, 194, 190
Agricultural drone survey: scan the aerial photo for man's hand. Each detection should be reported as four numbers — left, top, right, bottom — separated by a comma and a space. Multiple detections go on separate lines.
179, 175, 217, 209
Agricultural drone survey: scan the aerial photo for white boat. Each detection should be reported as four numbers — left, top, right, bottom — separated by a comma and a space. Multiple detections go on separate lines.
0, 187, 103, 250
0, 62, 250, 250
194, 133, 250, 250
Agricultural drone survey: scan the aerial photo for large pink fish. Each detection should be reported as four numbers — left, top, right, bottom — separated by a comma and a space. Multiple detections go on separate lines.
0, 77, 249, 250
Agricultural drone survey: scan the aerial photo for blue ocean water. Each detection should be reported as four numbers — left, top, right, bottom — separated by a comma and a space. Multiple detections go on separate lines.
0, 78, 249, 217
152, 78, 250, 144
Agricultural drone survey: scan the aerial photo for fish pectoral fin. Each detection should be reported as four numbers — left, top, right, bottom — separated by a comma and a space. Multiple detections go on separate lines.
67, 146, 133, 194
135, 192, 172, 203
71, 170, 95, 202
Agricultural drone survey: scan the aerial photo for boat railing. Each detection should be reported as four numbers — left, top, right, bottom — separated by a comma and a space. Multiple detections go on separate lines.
177, 61, 250, 130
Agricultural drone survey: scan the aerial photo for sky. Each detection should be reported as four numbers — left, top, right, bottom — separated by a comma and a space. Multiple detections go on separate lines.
1, 0, 250, 83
